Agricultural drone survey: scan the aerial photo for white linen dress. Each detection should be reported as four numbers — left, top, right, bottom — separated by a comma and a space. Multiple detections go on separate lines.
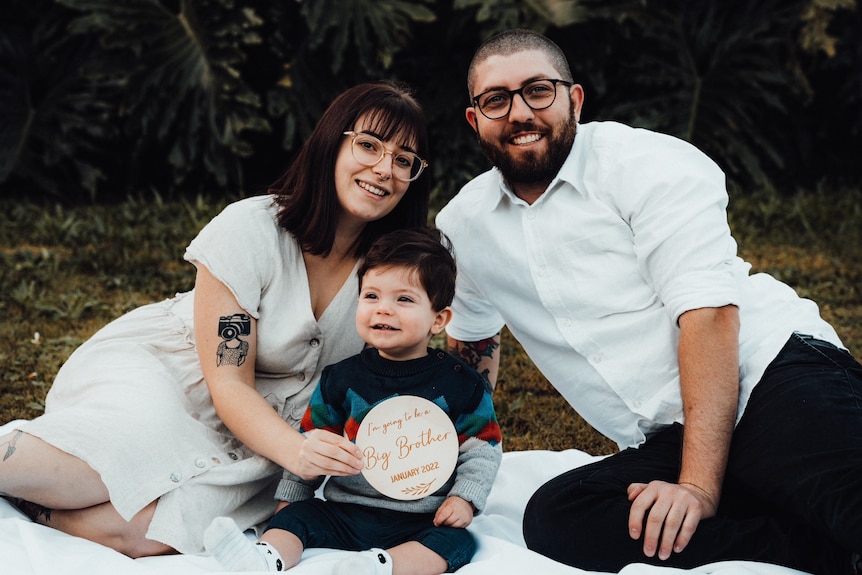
20, 195, 365, 554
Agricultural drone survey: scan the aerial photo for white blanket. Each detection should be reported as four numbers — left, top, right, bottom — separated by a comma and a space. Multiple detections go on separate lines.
0, 420, 806, 575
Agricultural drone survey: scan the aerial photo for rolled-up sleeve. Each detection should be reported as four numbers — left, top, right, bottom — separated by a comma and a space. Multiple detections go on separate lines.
599, 127, 741, 324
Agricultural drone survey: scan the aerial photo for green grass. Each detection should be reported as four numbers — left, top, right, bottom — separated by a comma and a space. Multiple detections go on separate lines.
2, 187, 861, 456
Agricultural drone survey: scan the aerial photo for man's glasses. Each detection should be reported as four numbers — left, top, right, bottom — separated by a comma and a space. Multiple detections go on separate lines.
472, 79, 573, 120
343, 131, 428, 182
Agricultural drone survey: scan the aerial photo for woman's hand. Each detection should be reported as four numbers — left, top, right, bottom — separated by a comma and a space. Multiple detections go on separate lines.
290, 429, 364, 481
433, 496, 474, 528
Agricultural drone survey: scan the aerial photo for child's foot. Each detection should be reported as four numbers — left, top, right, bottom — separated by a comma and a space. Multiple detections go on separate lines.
203, 516, 285, 572
332, 548, 393, 575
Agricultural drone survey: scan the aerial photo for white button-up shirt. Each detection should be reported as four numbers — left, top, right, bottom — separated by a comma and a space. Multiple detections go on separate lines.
436, 121, 840, 449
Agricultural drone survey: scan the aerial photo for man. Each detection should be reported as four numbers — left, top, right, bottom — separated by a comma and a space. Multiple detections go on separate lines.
436, 28, 862, 573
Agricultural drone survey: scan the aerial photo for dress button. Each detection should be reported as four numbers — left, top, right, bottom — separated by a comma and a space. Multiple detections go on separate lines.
195, 458, 206, 468
309, 338, 320, 348
170, 472, 182, 483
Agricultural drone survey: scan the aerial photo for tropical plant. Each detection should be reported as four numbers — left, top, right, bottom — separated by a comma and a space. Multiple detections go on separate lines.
0, 0, 120, 201
583, 0, 846, 190
0, 0, 858, 203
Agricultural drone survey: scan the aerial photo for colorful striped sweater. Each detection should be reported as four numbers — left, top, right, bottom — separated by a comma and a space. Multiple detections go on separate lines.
275, 347, 503, 514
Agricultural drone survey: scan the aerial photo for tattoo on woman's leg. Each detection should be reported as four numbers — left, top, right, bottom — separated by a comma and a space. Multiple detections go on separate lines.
2, 430, 23, 461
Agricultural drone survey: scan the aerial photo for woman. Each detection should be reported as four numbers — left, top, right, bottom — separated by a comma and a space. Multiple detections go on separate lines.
0, 81, 431, 558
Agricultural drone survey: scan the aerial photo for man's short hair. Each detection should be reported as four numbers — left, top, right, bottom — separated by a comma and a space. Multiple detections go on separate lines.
467, 28, 573, 100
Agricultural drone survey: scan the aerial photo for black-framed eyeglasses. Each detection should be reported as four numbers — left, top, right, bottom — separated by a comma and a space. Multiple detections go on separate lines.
472, 79, 573, 120
343, 131, 428, 182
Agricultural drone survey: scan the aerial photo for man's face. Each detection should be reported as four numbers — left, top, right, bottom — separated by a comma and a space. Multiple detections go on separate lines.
466, 50, 584, 189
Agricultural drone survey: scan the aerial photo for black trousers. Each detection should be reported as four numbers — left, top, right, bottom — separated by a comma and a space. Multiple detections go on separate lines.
523, 334, 862, 574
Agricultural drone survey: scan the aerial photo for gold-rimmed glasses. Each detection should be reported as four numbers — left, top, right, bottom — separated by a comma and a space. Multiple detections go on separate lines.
343, 131, 428, 182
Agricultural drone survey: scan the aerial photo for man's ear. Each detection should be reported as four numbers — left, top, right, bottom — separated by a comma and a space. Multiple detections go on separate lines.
465, 106, 479, 133
570, 83, 585, 123
430, 307, 453, 335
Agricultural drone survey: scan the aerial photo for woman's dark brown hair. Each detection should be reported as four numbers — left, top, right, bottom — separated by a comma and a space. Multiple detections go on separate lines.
271, 81, 430, 257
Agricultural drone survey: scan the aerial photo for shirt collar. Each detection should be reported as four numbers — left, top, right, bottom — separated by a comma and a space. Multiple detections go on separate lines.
489, 123, 585, 210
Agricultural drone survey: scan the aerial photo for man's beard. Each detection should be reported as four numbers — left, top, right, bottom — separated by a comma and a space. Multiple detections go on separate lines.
477, 106, 577, 186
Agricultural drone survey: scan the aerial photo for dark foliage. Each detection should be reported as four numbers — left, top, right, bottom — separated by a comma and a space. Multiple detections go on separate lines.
0, 0, 858, 204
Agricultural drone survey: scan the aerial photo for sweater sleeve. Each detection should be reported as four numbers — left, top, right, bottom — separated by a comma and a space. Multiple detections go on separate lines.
274, 373, 347, 502
449, 384, 503, 513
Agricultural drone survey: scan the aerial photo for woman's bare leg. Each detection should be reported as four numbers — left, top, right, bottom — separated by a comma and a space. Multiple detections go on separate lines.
1, 430, 173, 557
47, 500, 175, 558
0, 430, 108, 508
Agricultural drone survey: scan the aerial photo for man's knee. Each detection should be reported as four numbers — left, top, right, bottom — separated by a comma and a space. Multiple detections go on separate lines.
523, 470, 634, 570
522, 476, 596, 561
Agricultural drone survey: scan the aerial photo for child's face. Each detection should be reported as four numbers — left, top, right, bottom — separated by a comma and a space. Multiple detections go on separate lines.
356, 265, 451, 361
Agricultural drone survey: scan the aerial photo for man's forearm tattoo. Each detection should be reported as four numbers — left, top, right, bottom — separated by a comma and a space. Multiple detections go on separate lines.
216, 313, 251, 367
2, 430, 22, 461
451, 334, 500, 382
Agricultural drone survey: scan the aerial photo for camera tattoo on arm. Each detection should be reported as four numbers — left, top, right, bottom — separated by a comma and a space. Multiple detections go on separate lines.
216, 313, 251, 367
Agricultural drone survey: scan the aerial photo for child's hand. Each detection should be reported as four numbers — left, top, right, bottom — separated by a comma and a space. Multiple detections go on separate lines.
433, 496, 474, 528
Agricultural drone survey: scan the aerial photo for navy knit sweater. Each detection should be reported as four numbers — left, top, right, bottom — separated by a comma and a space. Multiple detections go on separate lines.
275, 348, 503, 514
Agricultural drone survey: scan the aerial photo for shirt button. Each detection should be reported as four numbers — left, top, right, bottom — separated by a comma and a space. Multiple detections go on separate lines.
562, 318, 572, 327
309, 338, 320, 348
228, 452, 238, 461
195, 458, 206, 468
633, 400, 642, 409
537, 267, 545, 277
170, 472, 182, 483
297, 373, 305, 381
592, 353, 603, 364
526, 210, 536, 220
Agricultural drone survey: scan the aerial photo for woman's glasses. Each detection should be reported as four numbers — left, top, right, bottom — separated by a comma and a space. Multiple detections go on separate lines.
343, 131, 428, 182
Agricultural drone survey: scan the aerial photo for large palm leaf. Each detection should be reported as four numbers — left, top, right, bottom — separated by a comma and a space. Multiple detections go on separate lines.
598, 0, 809, 188
59, 0, 270, 192
0, 0, 120, 200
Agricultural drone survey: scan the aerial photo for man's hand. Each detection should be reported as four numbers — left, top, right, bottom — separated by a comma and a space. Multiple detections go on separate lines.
433, 496, 474, 528
627, 480, 718, 560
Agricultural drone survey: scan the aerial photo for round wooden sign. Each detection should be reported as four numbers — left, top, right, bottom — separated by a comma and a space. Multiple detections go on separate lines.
355, 395, 459, 500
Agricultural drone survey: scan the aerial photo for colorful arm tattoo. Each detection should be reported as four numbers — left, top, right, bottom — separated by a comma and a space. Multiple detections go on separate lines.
450, 334, 500, 383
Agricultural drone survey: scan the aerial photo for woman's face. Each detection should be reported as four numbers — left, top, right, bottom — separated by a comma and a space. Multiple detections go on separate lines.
334, 114, 415, 228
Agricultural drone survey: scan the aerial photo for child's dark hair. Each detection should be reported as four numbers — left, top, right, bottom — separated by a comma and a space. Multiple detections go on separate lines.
358, 227, 456, 312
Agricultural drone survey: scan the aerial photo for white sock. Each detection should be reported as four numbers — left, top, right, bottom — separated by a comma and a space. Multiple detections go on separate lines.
332, 548, 393, 575
203, 516, 286, 572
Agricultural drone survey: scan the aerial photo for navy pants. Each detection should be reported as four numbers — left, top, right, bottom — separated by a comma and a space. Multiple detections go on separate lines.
266, 498, 475, 572
523, 333, 862, 574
